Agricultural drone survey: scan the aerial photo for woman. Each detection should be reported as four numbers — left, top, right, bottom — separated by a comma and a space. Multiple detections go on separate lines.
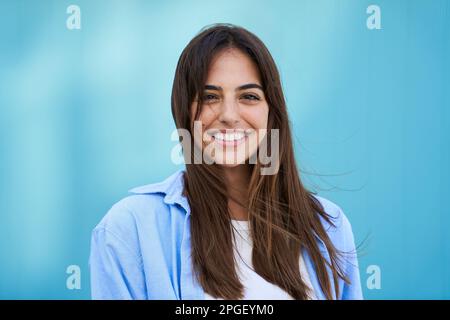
89, 23, 363, 300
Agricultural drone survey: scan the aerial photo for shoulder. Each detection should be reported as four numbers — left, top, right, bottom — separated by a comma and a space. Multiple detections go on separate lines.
92, 169, 187, 247
94, 193, 166, 234
310, 194, 355, 251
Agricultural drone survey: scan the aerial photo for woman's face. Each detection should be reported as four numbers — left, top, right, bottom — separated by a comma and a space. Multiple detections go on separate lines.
191, 48, 269, 166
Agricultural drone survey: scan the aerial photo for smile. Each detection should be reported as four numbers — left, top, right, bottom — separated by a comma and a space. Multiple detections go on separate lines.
208, 129, 252, 147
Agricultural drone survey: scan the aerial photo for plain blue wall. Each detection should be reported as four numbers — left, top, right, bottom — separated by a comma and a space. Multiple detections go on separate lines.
0, 0, 448, 299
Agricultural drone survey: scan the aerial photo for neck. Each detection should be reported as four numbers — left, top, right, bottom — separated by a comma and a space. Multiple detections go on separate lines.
223, 165, 251, 221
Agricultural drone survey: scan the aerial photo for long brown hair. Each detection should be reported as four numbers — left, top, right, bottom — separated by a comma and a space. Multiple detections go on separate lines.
171, 23, 349, 300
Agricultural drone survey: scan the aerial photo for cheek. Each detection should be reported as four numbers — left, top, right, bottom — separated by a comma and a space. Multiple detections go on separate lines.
193, 108, 217, 147
197, 107, 217, 129
242, 104, 269, 129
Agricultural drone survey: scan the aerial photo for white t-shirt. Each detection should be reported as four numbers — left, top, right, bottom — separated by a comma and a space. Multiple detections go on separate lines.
204, 219, 317, 300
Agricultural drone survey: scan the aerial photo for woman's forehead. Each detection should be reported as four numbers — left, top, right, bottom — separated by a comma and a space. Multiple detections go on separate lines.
206, 49, 262, 87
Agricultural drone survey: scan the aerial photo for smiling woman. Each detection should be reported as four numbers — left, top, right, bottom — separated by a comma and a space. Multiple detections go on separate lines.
89, 23, 363, 300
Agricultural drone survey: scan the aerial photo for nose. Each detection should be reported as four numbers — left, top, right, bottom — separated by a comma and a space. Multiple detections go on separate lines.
218, 99, 240, 126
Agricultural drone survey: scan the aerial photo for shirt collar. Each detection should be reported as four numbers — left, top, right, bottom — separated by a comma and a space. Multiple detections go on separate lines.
128, 169, 190, 214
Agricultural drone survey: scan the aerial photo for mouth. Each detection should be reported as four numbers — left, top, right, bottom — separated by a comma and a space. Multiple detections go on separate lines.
207, 129, 253, 147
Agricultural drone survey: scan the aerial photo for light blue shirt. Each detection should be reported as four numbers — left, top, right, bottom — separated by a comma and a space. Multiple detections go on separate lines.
89, 169, 363, 300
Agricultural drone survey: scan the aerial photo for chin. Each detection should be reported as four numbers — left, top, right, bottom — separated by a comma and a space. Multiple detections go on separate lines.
212, 149, 249, 166
216, 161, 244, 168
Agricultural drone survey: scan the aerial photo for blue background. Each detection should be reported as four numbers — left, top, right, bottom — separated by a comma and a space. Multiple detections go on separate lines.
0, 0, 448, 299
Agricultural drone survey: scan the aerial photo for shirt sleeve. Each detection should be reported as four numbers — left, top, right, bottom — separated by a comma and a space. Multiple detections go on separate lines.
340, 213, 364, 300
89, 226, 147, 299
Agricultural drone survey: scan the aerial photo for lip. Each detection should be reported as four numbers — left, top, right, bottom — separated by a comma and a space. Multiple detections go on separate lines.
213, 134, 248, 147
206, 128, 254, 135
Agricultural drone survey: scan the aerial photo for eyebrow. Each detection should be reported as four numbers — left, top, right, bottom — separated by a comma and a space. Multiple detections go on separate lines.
204, 83, 263, 92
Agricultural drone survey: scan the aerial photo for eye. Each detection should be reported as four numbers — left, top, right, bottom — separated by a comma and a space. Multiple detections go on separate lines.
203, 93, 219, 102
241, 93, 261, 101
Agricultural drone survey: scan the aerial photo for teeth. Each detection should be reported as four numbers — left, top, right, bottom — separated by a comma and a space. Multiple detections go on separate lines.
213, 132, 245, 141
